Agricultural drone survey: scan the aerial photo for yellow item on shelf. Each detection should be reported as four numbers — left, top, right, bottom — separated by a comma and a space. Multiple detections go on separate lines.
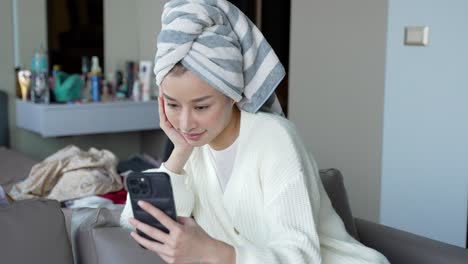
17, 70, 31, 101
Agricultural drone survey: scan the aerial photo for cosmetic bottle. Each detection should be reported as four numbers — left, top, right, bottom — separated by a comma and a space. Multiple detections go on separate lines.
125, 61, 135, 98
139, 61, 152, 101
132, 80, 141, 101
17, 70, 31, 101
80, 57, 90, 102
90, 56, 102, 102
15, 67, 22, 99
30, 43, 49, 104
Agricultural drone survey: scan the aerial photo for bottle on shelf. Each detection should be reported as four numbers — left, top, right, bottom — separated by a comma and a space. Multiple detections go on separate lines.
30, 42, 50, 104
132, 80, 141, 101
139, 61, 152, 101
15, 67, 22, 99
81, 56, 91, 102
90, 56, 102, 102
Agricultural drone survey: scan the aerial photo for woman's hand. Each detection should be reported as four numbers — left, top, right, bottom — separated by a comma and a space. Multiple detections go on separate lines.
129, 201, 235, 264
158, 89, 193, 173
158, 90, 192, 152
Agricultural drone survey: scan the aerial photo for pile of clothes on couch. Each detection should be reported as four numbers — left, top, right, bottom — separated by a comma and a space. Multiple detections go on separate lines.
7, 145, 160, 209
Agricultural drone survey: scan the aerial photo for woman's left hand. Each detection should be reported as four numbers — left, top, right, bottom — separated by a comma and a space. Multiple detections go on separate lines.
129, 200, 231, 264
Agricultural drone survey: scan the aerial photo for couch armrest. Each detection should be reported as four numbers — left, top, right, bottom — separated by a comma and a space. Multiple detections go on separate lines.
92, 227, 166, 264
73, 207, 165, 264
355, 218, 468, 264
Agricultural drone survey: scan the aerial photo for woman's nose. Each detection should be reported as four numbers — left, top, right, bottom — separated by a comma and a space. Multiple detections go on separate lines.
179, 109, 195, 132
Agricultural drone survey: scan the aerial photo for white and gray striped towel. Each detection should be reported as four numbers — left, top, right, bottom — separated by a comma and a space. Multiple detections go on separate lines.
154, 0, 285, 115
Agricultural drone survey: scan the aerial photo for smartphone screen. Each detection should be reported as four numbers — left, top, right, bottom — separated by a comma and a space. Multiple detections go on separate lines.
126, 172, 177, 243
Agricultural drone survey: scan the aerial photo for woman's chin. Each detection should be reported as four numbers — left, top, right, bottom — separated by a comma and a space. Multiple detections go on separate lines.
186, 138, 209, 147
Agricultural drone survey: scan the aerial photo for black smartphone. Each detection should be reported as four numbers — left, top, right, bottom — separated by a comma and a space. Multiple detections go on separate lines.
126, 172, 177, 243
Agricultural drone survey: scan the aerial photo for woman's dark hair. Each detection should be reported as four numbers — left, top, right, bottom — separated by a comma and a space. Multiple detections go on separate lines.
168, 62, 188, 76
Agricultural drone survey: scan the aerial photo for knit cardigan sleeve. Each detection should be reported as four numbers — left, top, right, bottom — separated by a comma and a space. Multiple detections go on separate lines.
234, 120, 323, 263
119, 162, 195, 229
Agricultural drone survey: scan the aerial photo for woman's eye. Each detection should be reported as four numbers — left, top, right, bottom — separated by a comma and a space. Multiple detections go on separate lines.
195, 106, 209, 111
166, 103, 179, 109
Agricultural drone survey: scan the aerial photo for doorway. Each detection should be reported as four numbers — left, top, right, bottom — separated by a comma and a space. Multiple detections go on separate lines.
230, 0, 291, 116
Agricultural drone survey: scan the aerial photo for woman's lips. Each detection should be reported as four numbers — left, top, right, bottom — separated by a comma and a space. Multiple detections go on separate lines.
183, 131, 205, 141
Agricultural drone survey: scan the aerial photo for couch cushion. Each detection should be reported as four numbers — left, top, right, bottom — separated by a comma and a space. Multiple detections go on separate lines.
0, 199, 74, 264
74, 207, 165, 264
319, 168, 359, 240
0, 147, 37, 191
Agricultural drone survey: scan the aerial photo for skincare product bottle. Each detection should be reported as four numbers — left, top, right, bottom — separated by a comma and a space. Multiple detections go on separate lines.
132, 80, 141, 101
102, 79, 110, 102
106, 72, 115, 98
91, 56, 101, 74
90, 56, 102, 102
30, 43, 49, 104
125, 61, 135, 98
15, 67, 22, 99
82, 56, 90, 75
139, 61, 153, 101
18, 70, 31, 101
81, 57, 90, 102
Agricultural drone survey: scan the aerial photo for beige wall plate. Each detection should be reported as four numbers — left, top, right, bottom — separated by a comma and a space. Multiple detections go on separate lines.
404, 26, 429, 46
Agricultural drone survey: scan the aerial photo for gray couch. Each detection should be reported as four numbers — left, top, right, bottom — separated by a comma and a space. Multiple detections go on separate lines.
1, 147, 467, 264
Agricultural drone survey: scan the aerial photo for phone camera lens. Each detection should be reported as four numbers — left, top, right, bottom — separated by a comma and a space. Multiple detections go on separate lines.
129, 179, 138, 186
140, 184, 149, 194
131, 187, 140, 194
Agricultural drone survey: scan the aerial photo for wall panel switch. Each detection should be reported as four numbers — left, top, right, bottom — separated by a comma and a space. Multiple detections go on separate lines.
404, 26, 429, 46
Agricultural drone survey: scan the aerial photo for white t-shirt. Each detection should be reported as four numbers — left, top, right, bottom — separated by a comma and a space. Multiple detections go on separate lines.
207, 138, 238, 192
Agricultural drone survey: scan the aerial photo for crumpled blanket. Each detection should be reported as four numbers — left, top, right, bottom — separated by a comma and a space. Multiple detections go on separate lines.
9, 145, 123, 202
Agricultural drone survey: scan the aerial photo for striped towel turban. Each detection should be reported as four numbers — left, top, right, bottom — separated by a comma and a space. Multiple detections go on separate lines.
154, 0, 286, 115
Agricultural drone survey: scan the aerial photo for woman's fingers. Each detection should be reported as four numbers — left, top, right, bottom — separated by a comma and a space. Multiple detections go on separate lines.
158, 96, 168, 127
129, 218, 171, 244
158, 96, 176, 137
138, 200, 180, 233
157, 88, 192, 149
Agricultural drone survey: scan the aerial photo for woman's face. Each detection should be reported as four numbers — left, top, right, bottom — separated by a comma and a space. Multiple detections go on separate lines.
161, 70, 235, 147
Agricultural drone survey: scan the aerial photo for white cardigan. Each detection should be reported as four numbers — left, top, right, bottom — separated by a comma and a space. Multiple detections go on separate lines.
121, 111, 389, 264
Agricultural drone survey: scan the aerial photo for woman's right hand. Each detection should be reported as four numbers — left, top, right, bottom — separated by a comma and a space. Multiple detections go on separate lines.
158, 94, 191, 150
158, 91, 193, 173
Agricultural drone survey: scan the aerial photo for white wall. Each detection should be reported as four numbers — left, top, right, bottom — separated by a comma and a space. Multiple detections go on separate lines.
381, 0, 468, 247
104, 0, 164, 73
289, 0, 388, 222
104, 0, 139, 74
0, 1, 15, 96
104, 0, 169, 158
15, 0, 47, 68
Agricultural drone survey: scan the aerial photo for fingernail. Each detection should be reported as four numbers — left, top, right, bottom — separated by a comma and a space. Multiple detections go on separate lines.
138, 200, 144, 207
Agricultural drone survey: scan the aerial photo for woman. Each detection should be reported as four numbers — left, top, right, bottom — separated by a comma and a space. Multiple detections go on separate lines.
121, 0, 389, 263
